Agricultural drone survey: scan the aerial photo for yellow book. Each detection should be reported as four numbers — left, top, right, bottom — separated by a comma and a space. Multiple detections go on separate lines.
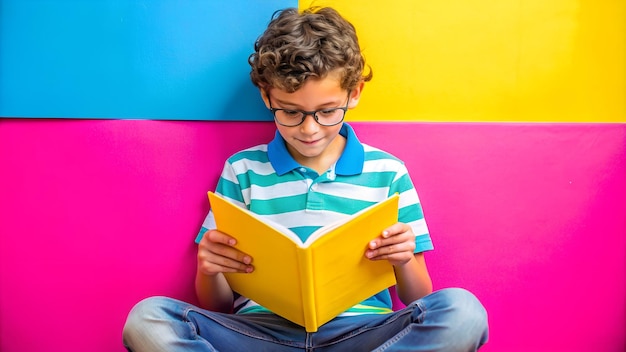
208, 191, 399, 332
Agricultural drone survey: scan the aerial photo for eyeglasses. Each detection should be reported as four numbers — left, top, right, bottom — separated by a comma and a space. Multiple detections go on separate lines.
268, 93, 350, 127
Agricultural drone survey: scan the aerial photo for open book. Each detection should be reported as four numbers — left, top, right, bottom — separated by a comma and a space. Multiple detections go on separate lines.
208, 191, 399, 332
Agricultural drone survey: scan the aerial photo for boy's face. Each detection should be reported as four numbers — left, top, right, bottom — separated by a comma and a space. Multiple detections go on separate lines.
262, 72, 363, 170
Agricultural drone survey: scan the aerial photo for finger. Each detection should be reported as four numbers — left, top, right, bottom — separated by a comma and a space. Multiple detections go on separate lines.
370, 231, 409, 250
209, 252, 253, 272
199, 258, 253, 275
366, 249, 414, 265
207, 242, 253, 266
198, 232, 253, 275
200, 230, 253, 264
199, 235, 252, 264
366, 241, 415, 260
205, 229, 237, 246
381, 222, 408, 238
368, 223, 410, 250
199, 247, 254, 274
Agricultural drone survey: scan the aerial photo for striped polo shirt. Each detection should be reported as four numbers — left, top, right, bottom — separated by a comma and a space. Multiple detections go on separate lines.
197, 123, 433, 316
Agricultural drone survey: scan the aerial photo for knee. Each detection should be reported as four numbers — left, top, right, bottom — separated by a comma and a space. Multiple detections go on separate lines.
433, 288, 489, 342
123, 296, 173, 345
440, 288, 487, 320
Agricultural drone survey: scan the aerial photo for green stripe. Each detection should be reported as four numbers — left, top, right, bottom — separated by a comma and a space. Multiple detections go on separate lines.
364, 150, 401, 162
416, 234, 434, 252
228, 149, 269, 164
245, 171, 304, 188
249, 194, 308, 215
390, 173, 414, 194
218, 179, 245, 203
237, 306, 272, 314
314, 194, 376, 214
399, 203, 424, 223
345, 304, 394, 314
335, 172, 397, 188
237, 304, 393, 316
291, 226, 323, 241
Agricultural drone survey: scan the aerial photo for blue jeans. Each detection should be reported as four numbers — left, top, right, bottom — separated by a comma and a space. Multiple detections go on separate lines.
123, 288, 488, 351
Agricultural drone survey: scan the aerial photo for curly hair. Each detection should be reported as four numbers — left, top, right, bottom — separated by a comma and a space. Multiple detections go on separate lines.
249, 7, 372, 93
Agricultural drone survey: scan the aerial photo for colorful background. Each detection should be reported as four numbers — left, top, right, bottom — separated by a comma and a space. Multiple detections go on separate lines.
1, 1, 624, 351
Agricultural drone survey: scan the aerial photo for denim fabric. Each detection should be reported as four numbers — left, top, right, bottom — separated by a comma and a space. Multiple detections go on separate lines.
123, 288, 488, 352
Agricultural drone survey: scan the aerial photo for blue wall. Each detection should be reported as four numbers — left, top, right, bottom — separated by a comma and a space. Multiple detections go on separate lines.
0, 0, 294, 120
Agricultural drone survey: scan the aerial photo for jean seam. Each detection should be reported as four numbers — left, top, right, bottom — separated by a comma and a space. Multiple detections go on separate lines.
315, 307, 417, 349
371, 302, 424, 352
182, 307, 216, 350
184, 309, 303, 348
416, 300, 426, 324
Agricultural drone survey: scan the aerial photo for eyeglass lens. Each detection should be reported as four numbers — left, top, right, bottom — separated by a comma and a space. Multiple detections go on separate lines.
274, 108, 345, 126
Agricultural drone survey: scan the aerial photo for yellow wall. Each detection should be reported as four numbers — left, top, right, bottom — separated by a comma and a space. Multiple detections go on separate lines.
300, 0, 625, 122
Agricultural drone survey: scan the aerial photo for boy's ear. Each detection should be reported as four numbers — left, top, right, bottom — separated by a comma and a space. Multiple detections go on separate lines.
348, 81, 365, 109
260, 88, 271, 109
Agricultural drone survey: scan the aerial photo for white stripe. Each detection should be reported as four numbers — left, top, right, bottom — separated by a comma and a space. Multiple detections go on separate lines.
362, 144, 383, 152
362, 159, 405, 173
220, 162, 239, 184
263, 209, 350, 230
398, 188, 420, 208
202, 212, 216, 230
239, 144, 268, 153
249, 181, 308, 200
231, 158, 274, 176
316, 183, 390, 202
216, 194, 246, 209
408, 218, 429, 237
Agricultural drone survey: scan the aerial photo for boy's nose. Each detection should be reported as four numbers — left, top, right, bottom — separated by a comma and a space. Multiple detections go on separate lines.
299, 114, 320, 134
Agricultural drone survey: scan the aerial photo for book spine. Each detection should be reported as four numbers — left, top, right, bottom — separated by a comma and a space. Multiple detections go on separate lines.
296, 247, 318, 332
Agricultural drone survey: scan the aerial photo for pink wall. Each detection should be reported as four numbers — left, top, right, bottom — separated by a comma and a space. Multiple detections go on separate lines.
0, 119, 624, 351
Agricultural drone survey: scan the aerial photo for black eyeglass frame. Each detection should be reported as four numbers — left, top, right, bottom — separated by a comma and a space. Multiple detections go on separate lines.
268, 92, 351, 127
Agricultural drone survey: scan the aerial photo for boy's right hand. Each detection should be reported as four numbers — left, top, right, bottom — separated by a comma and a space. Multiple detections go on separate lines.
197, 229, 254, 276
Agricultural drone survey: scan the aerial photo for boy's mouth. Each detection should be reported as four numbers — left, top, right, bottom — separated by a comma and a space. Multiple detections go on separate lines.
298, 138, 321, 145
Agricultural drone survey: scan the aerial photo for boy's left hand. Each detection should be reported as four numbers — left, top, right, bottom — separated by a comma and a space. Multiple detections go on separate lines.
365, 222, 416, 267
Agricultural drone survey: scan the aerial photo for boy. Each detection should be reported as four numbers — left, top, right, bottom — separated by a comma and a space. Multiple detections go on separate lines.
123, 7, 488, 351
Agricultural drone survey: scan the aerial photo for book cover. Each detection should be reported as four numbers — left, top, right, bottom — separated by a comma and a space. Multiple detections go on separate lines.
208, 191, 399, 332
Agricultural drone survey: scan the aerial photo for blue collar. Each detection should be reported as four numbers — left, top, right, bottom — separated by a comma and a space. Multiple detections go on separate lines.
267, 123, 364, 176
